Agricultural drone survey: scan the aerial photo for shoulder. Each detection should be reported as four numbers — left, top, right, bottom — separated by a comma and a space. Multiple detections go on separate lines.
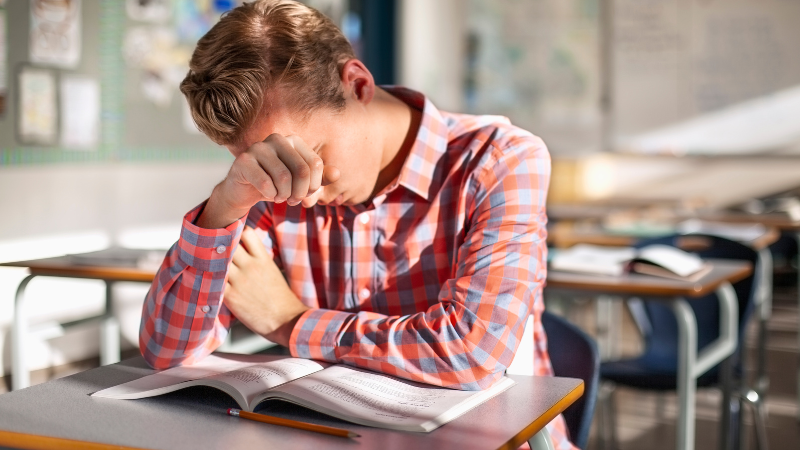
443, 111, 550, 183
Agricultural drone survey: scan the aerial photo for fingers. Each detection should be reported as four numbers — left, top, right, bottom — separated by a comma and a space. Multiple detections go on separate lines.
239, 226, 269, 260
243, 134, 338, 207
286, 135, 324, 197
236, 153, 277, 201
262, 134, 310, 206
231, 242, 249, 267
301, 188, 323, 208
250, 139, 295, 204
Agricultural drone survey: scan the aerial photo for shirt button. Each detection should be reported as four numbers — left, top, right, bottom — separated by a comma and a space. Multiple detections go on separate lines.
216, 245, 226, 254
359, 214, 370, 225
201, 305, 211, 313
359, 288, 371, 300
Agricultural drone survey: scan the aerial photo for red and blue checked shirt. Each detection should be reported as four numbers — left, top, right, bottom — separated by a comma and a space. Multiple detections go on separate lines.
140, 87, 576, 449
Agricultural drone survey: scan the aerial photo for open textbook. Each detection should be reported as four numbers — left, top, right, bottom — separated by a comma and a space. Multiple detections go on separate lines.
92, 354, 515, 433
550, 243, 711, 281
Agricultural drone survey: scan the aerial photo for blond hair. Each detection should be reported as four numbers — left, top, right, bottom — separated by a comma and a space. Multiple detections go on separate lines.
180, 0, 356, 145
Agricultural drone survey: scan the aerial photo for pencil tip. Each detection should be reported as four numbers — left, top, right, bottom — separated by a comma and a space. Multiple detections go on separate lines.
349, 432, 361, 438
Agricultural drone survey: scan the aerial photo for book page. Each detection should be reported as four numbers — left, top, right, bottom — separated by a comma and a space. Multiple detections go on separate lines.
264, 365, 515, 432
550, 244, 636, 276
208, 358, 325, 408
92, 355, 324, 402
636, 244, 705, 277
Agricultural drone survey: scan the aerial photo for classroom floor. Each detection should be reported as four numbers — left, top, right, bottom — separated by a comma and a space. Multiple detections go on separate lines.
2, 287, 799, 450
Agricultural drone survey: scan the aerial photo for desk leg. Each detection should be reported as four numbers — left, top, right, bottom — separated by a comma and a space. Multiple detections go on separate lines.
756, 248, 772, 397
672, 298, 699, 450
719, 351, 735, 450
100, 281, 120, 365
673, 283, 738, 450
528, 427, 555, 450
751, 247, 773, 447
11, 275, 36, 391
596, 296, 623, 361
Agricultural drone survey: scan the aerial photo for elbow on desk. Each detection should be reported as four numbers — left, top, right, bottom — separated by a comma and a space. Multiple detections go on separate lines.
138, 333, 190, 370
438, 347, 510, 391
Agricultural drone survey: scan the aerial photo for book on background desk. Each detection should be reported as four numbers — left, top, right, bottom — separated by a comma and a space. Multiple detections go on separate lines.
676, 219, 767, 243
92, 354, 515, 433
550, 244, 711, 281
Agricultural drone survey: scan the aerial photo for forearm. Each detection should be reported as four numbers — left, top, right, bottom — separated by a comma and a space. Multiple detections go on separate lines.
138, 202, 247, 369
196, 182, 252, 230
139, 245, 233, 368
290, 155, 549, 389
290, 277, 537, 390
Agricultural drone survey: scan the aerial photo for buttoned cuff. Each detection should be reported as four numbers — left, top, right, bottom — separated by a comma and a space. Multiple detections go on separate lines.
289, 308, 354, 362
177, 201, 246, 272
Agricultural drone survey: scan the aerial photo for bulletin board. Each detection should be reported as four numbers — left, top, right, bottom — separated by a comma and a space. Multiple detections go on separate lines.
0, 0, 229, 166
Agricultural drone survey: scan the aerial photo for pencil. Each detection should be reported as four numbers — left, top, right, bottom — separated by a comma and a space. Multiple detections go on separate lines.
227, 408, 361, 438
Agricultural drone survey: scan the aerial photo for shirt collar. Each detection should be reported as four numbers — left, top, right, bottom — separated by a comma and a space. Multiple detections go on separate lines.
381, 86, 450, 202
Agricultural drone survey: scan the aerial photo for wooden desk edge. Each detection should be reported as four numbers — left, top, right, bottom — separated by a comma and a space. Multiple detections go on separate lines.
0, 430, 152, 450
498, 380, 585, 450
3, 265, 156, 283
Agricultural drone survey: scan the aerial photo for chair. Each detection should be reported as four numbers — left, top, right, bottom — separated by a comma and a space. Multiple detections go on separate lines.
538, 309, 601, 449
598, 234, 768, 450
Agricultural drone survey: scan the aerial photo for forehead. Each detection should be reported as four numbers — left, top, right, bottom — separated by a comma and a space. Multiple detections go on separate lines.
228, 96, 312, 155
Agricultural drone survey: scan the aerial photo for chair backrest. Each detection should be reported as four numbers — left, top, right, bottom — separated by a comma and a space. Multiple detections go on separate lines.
542, 310, 600, 449
632, 234, 760, 370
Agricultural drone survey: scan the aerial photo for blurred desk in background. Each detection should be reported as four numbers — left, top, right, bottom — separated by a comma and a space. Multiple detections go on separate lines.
681, 211, 800, 420
546, 259, 752, 450
548, 219, 779, 428
2, 248, 161, 391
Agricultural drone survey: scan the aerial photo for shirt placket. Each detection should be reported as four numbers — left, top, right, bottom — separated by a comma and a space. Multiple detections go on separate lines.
351, 209, 374, 309
339, 211, 356, 310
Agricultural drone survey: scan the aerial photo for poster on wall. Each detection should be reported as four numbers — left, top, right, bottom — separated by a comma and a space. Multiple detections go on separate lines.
0, 10, 7, 117
60, 75, 99, 149
30, 0, 82, 68
18, 67, 58, 146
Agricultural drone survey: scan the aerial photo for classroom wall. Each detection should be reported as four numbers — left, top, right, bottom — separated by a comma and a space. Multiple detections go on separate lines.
397, 0, 465, 113
0, 0, 232, 376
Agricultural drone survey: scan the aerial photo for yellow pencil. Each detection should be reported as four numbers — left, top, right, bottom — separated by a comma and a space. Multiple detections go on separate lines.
227, 408, 361, 438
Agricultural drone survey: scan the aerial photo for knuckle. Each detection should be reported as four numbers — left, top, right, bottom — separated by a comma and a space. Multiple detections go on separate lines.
295, 164, 311, 179
235, 152, 254, 165
262, 133, 281, 144
247, 142, 268, 155
274, 170, 292, 185
259, 180, 274, 193
311, 157, 323, 171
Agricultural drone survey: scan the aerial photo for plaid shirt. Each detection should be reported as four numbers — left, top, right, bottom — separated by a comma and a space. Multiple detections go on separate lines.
140, 87, 575, 449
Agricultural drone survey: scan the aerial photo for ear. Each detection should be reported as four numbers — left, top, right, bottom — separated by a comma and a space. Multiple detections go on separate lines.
340, 59, 375, 106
